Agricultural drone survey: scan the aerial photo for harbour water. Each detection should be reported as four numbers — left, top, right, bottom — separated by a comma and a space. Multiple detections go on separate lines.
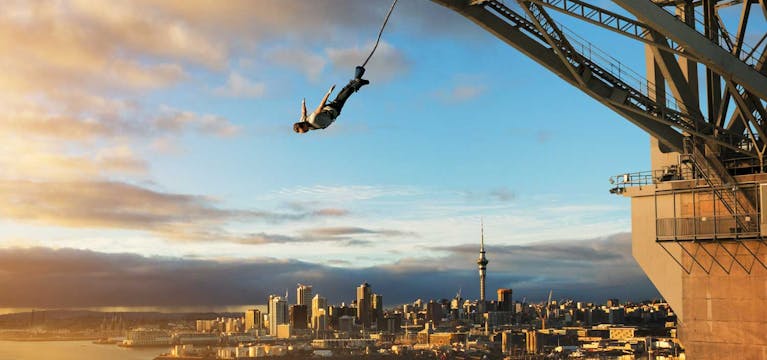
0, 305, 263, 316
0, 340, 163, 360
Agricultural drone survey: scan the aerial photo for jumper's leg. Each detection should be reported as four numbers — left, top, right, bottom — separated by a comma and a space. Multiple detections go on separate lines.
326, 79, 368, 115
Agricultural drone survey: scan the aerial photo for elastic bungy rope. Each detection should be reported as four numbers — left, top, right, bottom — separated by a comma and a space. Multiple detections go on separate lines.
360, 0, 398, 68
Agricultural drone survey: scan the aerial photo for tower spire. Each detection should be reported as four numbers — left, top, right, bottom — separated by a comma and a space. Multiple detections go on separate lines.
477, 219, 488, 304
480, 218, 485, 252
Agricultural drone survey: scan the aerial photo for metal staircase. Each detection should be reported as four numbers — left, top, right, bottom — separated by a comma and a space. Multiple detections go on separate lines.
684, 140, 758, 233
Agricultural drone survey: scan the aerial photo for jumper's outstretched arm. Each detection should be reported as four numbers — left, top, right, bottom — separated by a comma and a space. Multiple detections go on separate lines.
301, 98, 307, 120
313, 85, 335, 116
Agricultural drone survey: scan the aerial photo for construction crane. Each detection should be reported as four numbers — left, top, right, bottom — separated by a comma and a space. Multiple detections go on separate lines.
531, 290, 554, 330
546, 289, 553, 324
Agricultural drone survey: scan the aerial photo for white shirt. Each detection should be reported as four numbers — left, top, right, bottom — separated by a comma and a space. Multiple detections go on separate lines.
304, 106, 339, 129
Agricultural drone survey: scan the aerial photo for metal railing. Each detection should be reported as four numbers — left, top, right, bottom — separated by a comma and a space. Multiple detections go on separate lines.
656, 214, 760, 240
608, 166, 694, 193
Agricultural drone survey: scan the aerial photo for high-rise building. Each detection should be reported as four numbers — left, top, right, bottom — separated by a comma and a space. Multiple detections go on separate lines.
314, 309, 327, 331
426, 300, 442, 326
297, 284, 313, 320
357, 282, 372, 329
268, 295, 288, 336
477, 221, 489, 304
497, 288, 513, 312
245, 308, 261, 330
289, 304, 308, 329
311, 294, 327, 329
372, 293, 384, 327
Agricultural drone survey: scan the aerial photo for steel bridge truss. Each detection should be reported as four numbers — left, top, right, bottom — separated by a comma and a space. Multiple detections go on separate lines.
432, 0, 767, 162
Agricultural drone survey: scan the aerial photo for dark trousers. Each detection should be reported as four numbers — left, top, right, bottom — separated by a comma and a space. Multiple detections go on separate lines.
326, 81, 356, 115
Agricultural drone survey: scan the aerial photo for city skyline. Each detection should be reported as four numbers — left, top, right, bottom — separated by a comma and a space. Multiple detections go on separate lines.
0, 0, 660, 309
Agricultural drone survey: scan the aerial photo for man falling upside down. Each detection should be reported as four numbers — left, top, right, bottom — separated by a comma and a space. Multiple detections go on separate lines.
293, 66, 369, 133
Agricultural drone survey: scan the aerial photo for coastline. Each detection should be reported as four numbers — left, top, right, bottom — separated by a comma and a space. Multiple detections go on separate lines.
0, 337, 100, 342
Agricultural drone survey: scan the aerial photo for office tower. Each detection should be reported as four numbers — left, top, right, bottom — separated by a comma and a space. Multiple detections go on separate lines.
245, 308, 261, 330
312, 294, 327, 329
314, 309, 327, 331
268, 295, 288, 336
289, 304, 308, 329
384, 313, 403, 334
356, 282, 372, 329
426, 300, 443, 326
297, 284, 313, 320
372, 293, 384, 327
497, 288, 513, 312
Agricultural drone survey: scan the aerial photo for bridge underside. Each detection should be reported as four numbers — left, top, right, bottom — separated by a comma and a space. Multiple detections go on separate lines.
431, 0, 767, 357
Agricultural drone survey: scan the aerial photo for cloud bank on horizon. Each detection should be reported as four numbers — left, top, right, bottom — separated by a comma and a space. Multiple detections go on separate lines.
0, 233, 659, 308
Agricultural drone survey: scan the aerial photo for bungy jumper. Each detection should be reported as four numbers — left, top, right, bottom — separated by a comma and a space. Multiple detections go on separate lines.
293, 0, 398, 134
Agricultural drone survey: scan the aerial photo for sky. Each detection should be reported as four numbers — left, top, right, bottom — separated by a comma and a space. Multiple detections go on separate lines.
0, 0, 667, 308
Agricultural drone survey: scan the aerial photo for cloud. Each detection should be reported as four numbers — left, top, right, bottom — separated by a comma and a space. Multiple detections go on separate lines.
1, 102, 239, 141
0, 180, 235, 230
537, 130, 553, 143
215, 232, 301, 245
0, 2, 197, 94
300, 226, 415, 238
436, 74, 487, 103
0, 178, 407, 253
154, 107, 241, 137
267, 48, 327, 81
489, 188, 516, 202
213, 72, 266, 98
0, 238, 659, 308
129, 0, 487, 48
0, 142, 148, 181
275, 185, 420, 202
313, 208, 350, 217
0, 1, 240, 190
446, 85, 486, 102
167, 229, 375, 247
433, 237, 628, 264
426, 233, 649, 291
0, 180, 352, 244
462, 187, 516, 203
178, 225, 415, 247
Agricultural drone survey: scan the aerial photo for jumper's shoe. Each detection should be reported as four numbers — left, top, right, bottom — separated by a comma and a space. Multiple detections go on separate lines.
354, 66, 366, 80
350, 78, 370, 91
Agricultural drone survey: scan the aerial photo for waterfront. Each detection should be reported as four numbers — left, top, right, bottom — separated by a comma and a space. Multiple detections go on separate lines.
0, 306, 266, 316
0, 341, 163, 360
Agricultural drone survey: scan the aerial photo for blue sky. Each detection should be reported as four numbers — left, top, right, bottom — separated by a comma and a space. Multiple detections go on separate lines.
0, 0, 664, 305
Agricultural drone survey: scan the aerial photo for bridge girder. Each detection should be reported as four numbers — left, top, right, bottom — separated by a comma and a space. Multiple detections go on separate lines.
431, 0, 767, 168
433, 0, 686, 151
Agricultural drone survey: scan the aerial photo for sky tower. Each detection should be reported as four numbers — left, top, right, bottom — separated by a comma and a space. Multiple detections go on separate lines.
477, 220, 488, 302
